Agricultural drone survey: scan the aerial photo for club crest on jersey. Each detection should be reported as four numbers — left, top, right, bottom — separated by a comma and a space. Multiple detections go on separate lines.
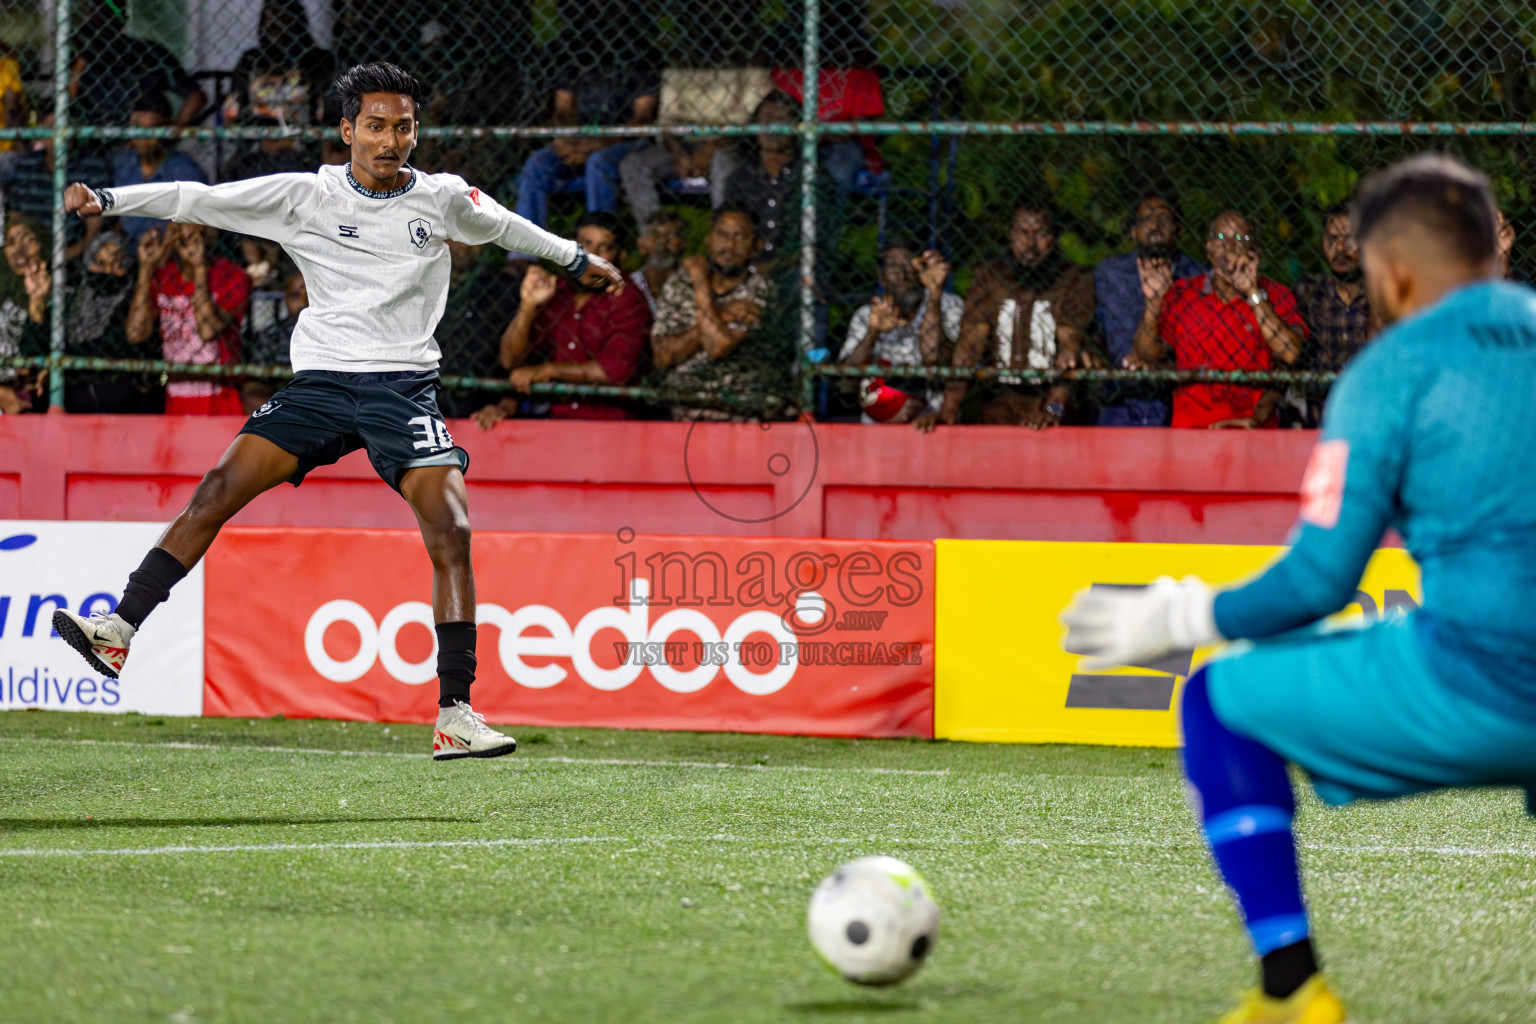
408, 218, 433, 249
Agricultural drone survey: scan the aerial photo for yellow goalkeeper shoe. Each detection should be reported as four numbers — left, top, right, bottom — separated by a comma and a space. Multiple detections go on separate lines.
1215, 975, 1348, 1024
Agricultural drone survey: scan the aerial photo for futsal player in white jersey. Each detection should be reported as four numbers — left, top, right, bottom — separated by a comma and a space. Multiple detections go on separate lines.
51, 63, 622, 760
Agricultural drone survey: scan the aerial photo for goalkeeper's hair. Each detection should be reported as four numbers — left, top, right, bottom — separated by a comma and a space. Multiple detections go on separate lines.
1351, 154, 1497, 266
336, 62, 424, 123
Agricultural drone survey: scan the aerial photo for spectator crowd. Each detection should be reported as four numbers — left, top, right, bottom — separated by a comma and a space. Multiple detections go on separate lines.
0, 0, 1520, 427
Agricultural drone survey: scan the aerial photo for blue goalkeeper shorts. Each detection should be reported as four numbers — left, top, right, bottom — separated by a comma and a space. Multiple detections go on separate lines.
1204, 613, 1536, 809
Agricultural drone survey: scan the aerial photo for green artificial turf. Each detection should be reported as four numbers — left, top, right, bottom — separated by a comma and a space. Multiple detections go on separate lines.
1, 710, 1533, 1023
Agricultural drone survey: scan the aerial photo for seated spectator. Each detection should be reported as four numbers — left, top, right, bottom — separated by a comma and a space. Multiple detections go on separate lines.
1292, 205, 1373, 426
0, 44, 28, 177
476, 212, 651, 425
765, 67, 882, 193
510, 0, 660, 232
223, 0, 336, 129
1093, 195, 1204, 426
62, 232, 163, 413
1137, 210, 1306, 429
916, 203, 1095, 431
620, 135, 737, 234
617, 69, 775, 231
839, 242, 961, 424
435, 241, 525, 418
222, 115, 309, 181
721, 93, 832, 263
240, 270, 306, 415
629, 210, 686, 314
113, 92, 207, 245
651, 203, 785, 420
0, 213, 51, 413
2, 119, 110, 262
126, 223, 250, 415
70, 2, 208, 132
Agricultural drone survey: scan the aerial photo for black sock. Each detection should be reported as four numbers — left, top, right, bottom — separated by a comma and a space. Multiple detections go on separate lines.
116, 547, 190, 629
1261, 938, 1319, 1000
436, 621, 476, 708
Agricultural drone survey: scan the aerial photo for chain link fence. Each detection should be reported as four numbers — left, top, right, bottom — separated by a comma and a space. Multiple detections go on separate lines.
0, 2, 1533, 422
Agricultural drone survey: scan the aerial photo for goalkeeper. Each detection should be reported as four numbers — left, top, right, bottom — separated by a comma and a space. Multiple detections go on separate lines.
1063, 154, 1536, 1024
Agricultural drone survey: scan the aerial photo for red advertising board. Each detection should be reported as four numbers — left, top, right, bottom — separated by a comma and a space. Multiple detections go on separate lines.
205, 528, 934, 737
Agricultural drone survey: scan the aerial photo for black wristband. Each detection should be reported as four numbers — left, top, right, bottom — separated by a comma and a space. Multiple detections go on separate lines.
93, 187, 116, 211
564, 248, 589, 278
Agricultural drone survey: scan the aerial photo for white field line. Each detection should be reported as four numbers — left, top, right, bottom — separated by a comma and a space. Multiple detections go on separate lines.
1, 834, 1533, 860
0, 836, 628, 858
0, 736, 950, 777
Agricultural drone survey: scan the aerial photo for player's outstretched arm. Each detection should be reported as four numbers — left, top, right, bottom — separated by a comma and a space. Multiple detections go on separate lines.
445, 178, 621, 292
70, 174, 314, 245
1060, 357, 1407, 668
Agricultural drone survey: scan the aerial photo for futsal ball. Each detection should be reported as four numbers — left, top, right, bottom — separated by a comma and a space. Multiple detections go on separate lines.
807, 856, 940, 985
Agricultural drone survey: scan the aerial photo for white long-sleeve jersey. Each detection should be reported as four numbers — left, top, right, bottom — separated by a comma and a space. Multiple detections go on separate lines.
96, 165, 583, 372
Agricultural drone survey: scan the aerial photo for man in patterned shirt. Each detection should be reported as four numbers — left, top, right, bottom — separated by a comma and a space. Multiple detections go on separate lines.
651, 203, 784, 419
916, 203, 1096, 431
839, 241, 962, 423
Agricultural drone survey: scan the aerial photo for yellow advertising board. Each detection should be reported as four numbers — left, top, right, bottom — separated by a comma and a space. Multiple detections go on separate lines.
934, 541, 1421, 747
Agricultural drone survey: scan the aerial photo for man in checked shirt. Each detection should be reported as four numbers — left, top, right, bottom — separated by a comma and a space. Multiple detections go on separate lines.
1292, 205, 1376, 426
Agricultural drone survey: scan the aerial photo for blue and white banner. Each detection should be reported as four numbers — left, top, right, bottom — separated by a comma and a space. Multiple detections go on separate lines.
0, 522, 204, 715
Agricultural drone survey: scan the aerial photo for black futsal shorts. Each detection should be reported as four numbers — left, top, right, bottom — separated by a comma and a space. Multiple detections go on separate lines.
238, 370, 469, 492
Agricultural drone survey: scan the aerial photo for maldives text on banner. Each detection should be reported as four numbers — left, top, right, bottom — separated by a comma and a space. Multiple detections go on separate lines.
934, 540, 1421, 747
0, 521, 205, 715
205, 528, 934, 736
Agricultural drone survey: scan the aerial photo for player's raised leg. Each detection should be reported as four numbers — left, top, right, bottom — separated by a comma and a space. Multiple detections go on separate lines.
1181, 669, 1346, 1024
398, 464, 516, 761
54, 433, 300, 678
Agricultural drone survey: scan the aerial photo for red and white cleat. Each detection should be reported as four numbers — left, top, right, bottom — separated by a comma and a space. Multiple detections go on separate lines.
53, 608, 136, 679
433, 700, 517, 761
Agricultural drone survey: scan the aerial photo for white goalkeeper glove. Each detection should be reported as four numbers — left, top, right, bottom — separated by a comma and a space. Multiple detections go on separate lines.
1059, 576, 1223, 671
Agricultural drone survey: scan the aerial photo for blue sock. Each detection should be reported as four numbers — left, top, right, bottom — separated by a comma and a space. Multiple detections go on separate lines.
1181, 669, 1311, 961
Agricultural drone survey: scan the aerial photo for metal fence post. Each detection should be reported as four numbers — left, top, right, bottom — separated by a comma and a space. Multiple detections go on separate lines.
797, 0, 821, 412
48, 0, 71, 412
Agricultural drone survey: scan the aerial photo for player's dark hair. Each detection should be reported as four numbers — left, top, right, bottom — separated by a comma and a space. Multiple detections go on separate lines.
130, 90, 173, 120
714, 200, 760, 236
335, 62, 424, 124
575, 210, 627, 250
1351, 154, 1497, 266
882, 234, 919, 255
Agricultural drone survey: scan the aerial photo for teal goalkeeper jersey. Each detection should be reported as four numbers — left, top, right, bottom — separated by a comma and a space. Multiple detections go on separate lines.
1214, 279, 1536, 718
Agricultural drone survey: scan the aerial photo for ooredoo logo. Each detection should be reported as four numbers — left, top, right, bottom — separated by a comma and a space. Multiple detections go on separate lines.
304, 580, 805, 695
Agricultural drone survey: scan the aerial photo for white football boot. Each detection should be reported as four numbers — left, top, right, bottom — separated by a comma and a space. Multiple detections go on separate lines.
53, 609, 136, 679
433, 700, 518, 761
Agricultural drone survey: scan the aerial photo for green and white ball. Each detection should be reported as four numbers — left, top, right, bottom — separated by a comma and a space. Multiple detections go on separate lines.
807, 856, 940, 985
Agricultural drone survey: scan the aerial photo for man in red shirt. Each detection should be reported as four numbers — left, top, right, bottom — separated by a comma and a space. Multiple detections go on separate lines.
1137, 210, 1306, 428
475, 211, 651, 425
125, 222, 250, 414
